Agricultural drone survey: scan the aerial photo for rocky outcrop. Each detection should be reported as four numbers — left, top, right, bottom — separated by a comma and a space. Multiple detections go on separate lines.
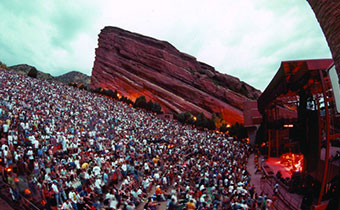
9, 64, 91, 87
308, 0, 340, 73
9, 64, 54, 81
91, 26, 261, 124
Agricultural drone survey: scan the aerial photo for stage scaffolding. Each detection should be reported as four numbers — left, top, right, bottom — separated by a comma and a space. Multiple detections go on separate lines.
257, 59, 340, 205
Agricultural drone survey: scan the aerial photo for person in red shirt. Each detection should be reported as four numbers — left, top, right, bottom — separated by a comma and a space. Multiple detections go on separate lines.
155, 185, 167, 201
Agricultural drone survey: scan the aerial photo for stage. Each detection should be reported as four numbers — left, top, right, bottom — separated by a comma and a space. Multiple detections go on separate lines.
262, 154, 304, 179
264, 158, 292, 178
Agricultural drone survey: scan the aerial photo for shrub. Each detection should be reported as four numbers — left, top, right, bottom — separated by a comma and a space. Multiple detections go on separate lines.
206, 118, 216, 130
120, 96, 129, 103
126, 99, 134, 105
152, 102, 162, 114
134, 96, 147, 109
176, 111, 215, 130
133, 96, 161, 113
212, 112, 225, 128
0, 61, 8, 69
113, 90, 118, 99
68, 82, 87, 90
229, 122, 248, 139
176, 111, 193, 124
68, 82, 77, 87
196, 112, 208, 128
93, 88, 102, 93
28, 68, 38, 78
103, 89, 116, 98
220, 123, 228, 133
78, 84, 87, 90
146, 100, 154, 111
195, 113, 215, 130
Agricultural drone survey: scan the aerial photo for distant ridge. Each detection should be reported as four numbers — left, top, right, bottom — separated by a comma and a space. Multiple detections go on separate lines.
9, 64, 54, 81
8, 64, 90, 87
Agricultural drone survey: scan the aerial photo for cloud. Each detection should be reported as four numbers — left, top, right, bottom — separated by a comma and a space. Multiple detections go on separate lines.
0, 0, 332, 91
94, 0, 331, 90
0, 0, 99, 75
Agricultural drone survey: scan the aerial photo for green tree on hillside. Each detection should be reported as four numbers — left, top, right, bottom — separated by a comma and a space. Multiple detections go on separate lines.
152, 102, 162, 114
229, 122, 247, 139
134, 96, 147, 109
220, 123, 228, 133
196, 112, 208, 128
206, 118, 216, 130
212, 112, 225, 128
0, 61, 8, 69
28, 67, 38, 78
177, 111, 193, 124
146, 100, 154, 111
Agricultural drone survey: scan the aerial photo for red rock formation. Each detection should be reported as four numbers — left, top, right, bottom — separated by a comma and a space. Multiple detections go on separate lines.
91, 26, 261, 124
308, 0, 340, 72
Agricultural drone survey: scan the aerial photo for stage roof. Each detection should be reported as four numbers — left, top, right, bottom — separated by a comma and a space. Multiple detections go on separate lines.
258, 59, 334, 113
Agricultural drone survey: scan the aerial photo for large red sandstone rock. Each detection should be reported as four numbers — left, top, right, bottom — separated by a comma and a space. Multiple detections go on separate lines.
91, 26, 261, 124
308, 0, 340, 73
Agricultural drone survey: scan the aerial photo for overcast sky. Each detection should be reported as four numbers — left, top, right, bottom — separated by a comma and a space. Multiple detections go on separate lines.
0, 0, 332, 91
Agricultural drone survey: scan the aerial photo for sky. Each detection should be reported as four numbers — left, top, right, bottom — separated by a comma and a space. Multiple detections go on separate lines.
0, 0, 332, 91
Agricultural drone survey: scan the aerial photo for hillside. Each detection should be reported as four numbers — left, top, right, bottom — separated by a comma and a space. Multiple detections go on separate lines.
54, 71, 91, 87
8, 64, 90, 87
9, 64, 54, 81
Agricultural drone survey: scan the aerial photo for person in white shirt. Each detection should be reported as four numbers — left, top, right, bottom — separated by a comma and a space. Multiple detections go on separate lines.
142, 177, 150, 191
27, 147, 34, 166
95, 176, 104, 194
1, 144, 8, 164
33, 139, 39, 149
68, 188, 78, 210
7, 134, 13, 146
52, 181, 63, 207
3, 124, 9, 134
121, 162, 128, 177
110, 197, 118, 209
62, 199, 73, 210
92, 165, 101, 176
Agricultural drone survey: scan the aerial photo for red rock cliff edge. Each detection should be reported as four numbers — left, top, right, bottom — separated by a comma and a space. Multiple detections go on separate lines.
91, 26, 261, 124
307, 0, 340, 74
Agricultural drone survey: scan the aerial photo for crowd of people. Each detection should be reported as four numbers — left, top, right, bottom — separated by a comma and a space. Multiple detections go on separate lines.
0, 69, 273, 210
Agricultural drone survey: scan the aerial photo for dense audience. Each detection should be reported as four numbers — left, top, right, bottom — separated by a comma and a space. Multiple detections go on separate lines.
0, 69, 270, 210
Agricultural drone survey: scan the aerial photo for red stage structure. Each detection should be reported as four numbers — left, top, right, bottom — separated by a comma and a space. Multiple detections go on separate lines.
258, 59, 340, 206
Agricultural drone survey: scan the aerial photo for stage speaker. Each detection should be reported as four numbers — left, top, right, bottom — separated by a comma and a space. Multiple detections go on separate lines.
302, 110, 319, 172
296, 90, 319, 172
